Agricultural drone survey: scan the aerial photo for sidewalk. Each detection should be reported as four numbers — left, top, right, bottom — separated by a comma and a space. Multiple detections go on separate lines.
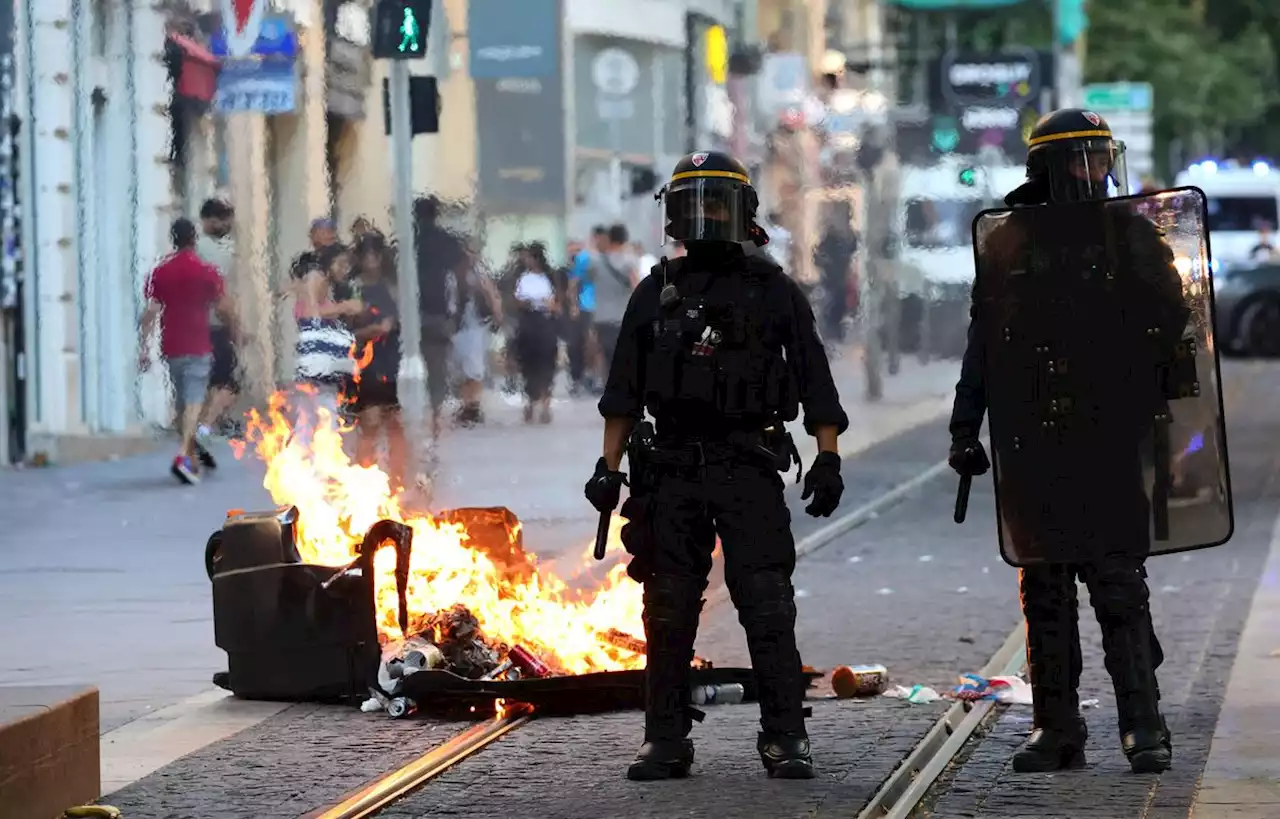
1191, 510, 1280, 818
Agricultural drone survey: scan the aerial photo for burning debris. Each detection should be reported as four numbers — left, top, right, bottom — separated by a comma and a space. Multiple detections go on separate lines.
229, 393, 647, 678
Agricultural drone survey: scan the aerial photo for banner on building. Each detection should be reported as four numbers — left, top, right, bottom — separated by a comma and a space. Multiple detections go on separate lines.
468, 0, 560, 79
472, 0, 564, 212
211, 15, 299, 115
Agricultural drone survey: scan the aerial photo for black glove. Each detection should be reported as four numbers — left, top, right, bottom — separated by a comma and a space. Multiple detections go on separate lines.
802, 451, 843, 518
948, 438, 990, 476
584, 457, 627, 513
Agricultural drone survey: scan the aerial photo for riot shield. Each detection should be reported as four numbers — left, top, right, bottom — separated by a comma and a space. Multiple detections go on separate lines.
971, 186, 1233, 567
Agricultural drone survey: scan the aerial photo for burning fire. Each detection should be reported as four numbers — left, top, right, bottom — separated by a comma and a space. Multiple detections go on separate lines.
234, 393, 645, 675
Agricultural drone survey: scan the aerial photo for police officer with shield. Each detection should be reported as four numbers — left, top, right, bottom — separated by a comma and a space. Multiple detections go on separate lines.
951, 109, 1233, 774
584, 150, 848, 781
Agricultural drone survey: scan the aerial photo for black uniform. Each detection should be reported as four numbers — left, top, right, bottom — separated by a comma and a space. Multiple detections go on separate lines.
586, 151, 848, 782
949, 109, 1177, 775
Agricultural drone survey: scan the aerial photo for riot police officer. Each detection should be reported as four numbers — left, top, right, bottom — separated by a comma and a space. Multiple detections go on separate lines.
584, 150, 848, 781
951, 109, 1186, 774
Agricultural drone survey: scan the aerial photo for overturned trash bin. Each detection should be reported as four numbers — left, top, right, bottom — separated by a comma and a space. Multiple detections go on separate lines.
208, 507, 412, 702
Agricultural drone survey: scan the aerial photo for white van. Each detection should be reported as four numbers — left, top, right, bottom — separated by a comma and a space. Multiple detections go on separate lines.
1174, 161, 1280, 266
898, 159, 1028, 291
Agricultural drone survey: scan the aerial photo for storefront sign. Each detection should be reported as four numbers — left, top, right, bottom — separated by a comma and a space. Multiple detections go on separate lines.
468, 0, 559, 79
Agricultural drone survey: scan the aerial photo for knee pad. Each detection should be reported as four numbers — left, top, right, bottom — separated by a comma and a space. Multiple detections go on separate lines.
643, 574, 705, 626
728, 570, 795, 627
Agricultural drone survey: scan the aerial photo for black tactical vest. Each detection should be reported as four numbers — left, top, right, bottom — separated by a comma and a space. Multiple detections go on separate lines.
642, 257, 798, 428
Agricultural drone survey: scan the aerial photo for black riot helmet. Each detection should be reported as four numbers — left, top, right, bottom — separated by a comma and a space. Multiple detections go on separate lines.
656, 150, 767, 246
1023, 108, 1129, 204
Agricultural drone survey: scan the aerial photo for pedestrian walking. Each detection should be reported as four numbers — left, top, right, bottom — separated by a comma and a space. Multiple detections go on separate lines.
349, 234, 409, 486
451, 245, 502, 426
513, 243, 559, 424
138, 218, 241, 484
293, 245, 362, 436
194, 198, 239, 457
594, 224, 637, 378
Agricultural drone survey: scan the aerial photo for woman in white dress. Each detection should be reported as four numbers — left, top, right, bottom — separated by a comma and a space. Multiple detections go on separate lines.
513, 243, 560, 423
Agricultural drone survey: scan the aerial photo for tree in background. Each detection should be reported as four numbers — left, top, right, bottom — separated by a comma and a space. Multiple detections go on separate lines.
1086, 0, 1277, 176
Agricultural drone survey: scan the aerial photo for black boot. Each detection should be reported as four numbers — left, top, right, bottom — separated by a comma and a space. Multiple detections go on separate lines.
627, 575, 704, 782
1092, 568, 1172, 774
1014, 566, 1087, 773
757, 732, 814, 779
628, 739, 695, 781
734, 572, 815, 779
1012, 715, 1088, 772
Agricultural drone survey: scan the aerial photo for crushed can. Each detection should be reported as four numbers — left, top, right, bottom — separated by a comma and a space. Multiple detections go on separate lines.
508, 645, 551, 678
690, 683, 745, 706
831, 664, 888, 698
387, 696, 417, 719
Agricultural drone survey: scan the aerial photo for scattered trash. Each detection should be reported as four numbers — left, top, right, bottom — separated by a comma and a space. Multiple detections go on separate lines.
946, 674, 1032, 705
956, 586, 969, 594
919, 555, 934, 562
958, 635, 975, 644
1079, 698, 1101, 708
691, 683, 745, 706
1160, 585, 1180, 593
876, 587, 894, 595
795, 589, 811, 598
847, 556, 862, 564
364, 603, 562, 716
884, 684, 941, 704
387, 696, 417, 719
831, 664, 888, 698
597, 628, 713, 669
1269, 648, 1280, 659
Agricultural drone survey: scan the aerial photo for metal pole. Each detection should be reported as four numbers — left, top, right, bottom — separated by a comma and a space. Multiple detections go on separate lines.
388, 60, 426, 441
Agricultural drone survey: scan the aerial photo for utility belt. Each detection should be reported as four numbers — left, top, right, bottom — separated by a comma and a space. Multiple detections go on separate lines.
645, 426, 801, 480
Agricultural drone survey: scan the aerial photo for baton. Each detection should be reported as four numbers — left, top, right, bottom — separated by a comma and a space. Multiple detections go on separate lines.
954, 474, 972, 524
593, 509, 613, 561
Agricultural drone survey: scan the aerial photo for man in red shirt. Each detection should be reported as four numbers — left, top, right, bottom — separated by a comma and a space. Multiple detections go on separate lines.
139, 218, 241, 484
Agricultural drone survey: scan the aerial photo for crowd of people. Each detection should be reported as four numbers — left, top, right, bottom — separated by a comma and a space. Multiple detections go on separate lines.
137, 192, 691, 487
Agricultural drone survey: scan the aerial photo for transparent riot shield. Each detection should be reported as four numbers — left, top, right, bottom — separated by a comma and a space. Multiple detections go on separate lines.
971, 187, 1233, 567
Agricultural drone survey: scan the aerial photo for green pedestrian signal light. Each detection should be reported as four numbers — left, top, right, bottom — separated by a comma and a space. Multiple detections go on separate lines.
958, 167, 977, 187
399, 7, 421, 54
373, 0, 432, 60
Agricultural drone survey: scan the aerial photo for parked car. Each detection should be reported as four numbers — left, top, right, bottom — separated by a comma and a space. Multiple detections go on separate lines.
1214, 261, 1280, 357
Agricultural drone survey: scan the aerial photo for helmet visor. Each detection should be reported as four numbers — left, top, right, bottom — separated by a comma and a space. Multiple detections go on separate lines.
1040, 138, 1129, 203
663, 178, 749, 243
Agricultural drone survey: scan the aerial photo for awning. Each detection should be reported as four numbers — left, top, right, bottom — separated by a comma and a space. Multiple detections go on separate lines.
167, 33, 220, 104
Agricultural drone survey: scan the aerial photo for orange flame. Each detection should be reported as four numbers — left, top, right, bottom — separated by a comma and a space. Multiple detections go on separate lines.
238, 393, 646, 675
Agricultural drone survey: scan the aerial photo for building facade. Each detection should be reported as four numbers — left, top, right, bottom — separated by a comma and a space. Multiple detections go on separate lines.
6, 0, 796, 463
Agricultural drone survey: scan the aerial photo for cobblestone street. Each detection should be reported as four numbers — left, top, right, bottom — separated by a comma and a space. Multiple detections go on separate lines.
54, 363, 1280, 818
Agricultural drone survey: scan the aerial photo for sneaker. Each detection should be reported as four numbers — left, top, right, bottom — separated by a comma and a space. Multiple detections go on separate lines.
194, 437, 218, 470
171, 455, 200, 485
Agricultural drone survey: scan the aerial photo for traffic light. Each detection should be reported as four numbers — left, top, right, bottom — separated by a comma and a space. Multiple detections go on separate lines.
1055, 0, 1087, 46
383, 76, 441, 135
958, 167, 977, 187
372, 0, 432, 59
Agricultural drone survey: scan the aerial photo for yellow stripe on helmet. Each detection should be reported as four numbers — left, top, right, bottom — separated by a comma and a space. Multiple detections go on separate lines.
1028, 129, 1113, 147
670, 170, 751, 184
